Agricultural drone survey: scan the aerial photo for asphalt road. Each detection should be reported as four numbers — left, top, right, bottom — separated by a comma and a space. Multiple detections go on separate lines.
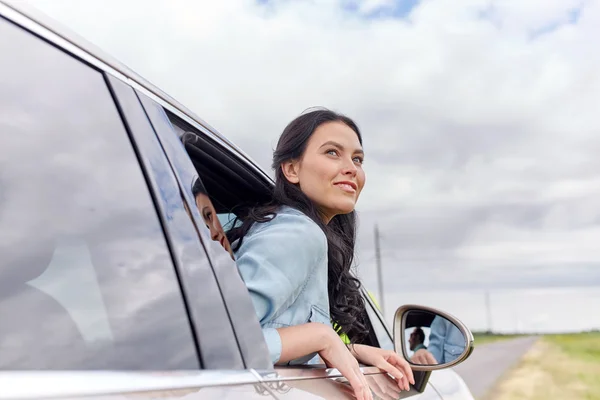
453, 336, 539, 399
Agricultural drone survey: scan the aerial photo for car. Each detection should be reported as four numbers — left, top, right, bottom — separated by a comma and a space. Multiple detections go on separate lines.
0, 1, 475, 399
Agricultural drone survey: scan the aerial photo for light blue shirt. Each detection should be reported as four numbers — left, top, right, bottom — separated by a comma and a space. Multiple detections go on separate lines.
234, 206, 331, 365
427, 316, 466, 364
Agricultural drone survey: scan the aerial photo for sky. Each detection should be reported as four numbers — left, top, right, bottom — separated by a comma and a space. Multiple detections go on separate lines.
20, 0, 600, 295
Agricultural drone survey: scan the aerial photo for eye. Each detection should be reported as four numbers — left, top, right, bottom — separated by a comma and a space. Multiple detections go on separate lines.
326, 149, 339, 156
353, 156, 364, 164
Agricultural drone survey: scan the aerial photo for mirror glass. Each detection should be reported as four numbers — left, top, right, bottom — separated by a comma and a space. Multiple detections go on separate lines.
403, 310, 467, 366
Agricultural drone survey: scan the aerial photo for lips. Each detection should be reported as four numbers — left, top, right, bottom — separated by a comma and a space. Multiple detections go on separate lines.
334, 181, 357, 193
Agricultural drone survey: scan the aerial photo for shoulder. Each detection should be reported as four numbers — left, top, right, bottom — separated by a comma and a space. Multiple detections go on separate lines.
248, 206, 327, 251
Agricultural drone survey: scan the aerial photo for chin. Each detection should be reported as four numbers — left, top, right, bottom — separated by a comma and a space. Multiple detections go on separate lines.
332, 202, 357, 216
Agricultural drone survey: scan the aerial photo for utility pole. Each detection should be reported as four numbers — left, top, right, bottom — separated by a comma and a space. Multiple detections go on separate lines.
374, 224, 385, 318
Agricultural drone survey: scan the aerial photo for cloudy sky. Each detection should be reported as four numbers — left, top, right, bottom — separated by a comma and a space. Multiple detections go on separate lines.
22, 0, 600, 294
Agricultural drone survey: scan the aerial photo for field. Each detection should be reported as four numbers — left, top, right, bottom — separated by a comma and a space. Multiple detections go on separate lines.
473, 332, 526, 345
488, 332, 600, 400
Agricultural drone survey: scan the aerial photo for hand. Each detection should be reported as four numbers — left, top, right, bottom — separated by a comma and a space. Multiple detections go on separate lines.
365, 374, 402, 400
349, 344, 415, 392
410, 349, 438, 365
318, 329, 374, 400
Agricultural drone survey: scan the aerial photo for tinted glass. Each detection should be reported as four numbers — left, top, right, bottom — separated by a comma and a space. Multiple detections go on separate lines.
142, 104, 271, 369
365, 298, 394, 351
0, 18, 198, 369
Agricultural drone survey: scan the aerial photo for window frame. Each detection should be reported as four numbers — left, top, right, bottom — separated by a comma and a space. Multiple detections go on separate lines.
144, 105, 274, 370
106, 75, 249, 369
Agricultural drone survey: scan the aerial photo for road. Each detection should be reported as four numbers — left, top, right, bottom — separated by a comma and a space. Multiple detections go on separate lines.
453, 336, 539, 399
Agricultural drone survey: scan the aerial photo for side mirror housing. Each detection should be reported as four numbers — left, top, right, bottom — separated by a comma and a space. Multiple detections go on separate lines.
393, 304, 474, 371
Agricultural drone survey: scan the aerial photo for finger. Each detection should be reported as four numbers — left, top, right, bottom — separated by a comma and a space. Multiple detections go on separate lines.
385, 379, 402, 397
360, 372, 374, 400
380, 354, 410, 390
386, 356, 410, 391
376, 360, 408, 391
393, 354, 415, 386
366, 377, 389, 400
360, 373, 374, 400
379, 375, 402, 398
344, 366, 372, 400
427, 353, 438, 365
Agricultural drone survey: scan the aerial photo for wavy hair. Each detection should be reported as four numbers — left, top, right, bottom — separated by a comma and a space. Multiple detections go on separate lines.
227, 107, 369, 344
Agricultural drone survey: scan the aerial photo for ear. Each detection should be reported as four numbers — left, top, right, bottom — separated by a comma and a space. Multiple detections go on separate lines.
281, 160, 300, 184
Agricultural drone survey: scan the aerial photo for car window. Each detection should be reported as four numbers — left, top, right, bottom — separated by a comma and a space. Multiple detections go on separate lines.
157, 112, 273, 369
136, 95, 273, 368
218, 212, 238, 231
364, 296, 395, 351
0, 18, 198, 369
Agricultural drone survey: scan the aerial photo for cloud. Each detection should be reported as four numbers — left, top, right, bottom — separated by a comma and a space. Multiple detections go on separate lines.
22, 0, 600, 290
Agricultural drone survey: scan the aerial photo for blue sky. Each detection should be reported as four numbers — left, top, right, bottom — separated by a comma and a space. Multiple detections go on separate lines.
341, 0, 420, 19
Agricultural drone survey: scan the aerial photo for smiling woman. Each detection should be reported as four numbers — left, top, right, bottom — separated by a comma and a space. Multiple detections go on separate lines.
224, 107, 414, 400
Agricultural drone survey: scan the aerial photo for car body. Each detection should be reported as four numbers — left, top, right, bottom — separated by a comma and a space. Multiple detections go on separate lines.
0, 1, 475, 399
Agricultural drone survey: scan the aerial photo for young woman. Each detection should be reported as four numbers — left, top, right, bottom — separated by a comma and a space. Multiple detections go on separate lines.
229, 108, 414, 400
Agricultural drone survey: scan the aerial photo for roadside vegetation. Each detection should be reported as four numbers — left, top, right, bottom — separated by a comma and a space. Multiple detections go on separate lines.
473, 332, 527, 346
487, 332, 600, 400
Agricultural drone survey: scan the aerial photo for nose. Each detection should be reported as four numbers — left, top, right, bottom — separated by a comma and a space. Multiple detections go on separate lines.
209, 225, 219, 241
341, 158, 358, 176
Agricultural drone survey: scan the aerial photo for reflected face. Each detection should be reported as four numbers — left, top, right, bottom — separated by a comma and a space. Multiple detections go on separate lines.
409, 328, 421, 350
286, 121, 366, 223
194, 193, 233, 257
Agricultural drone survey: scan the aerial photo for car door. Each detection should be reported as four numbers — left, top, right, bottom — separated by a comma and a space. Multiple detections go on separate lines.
0, 7, 197, 371
0, 3, 277, 398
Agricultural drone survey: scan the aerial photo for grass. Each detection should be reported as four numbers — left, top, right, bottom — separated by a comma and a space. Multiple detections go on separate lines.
473, 332, 526, 346
487, 332, 600, 400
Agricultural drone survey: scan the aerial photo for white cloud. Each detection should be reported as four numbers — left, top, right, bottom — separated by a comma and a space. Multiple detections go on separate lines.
22, 0, 600, 288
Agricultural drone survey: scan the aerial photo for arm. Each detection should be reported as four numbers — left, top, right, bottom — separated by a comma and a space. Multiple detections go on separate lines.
276, 322, 333, 364
426, 316, 447, 363
235, 212, 326, 363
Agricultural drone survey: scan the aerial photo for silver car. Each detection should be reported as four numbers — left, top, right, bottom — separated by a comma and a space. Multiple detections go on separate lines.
0, 1, 475, 398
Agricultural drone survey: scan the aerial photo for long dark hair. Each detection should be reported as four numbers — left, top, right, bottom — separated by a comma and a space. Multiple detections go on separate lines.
228, 107, 369, 344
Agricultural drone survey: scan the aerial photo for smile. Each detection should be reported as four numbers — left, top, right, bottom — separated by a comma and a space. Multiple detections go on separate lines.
334, 182, 357, 193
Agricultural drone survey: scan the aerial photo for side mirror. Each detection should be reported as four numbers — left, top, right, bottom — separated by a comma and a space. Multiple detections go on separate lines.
393, 304, 474, 371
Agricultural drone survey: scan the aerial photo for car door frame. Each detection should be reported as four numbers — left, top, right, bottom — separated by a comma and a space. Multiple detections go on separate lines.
105, 74, 260, 370
131, 89, 273, 370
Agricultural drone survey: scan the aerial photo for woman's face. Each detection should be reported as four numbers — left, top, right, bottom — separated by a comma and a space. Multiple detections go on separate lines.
195, 193, 233, 256
283, 121, 366, 223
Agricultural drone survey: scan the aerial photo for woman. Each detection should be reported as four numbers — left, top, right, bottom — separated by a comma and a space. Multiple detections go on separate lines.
228, 108, 414, 400
191, 177, 234, 258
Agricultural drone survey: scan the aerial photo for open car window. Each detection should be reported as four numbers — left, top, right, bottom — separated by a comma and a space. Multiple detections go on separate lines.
164, 110, 274, 369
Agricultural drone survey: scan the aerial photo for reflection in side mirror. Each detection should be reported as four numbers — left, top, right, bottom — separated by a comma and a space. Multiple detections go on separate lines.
393, 305, 474, 371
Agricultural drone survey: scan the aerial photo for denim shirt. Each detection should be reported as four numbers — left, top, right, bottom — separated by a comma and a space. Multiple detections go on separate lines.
234, 206, 330, 365
427, 316, 466, 364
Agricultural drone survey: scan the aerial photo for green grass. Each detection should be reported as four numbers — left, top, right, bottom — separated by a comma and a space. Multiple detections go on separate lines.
545, 331, 600, 363
473, 332, 526, 346
489, 332, 600, 400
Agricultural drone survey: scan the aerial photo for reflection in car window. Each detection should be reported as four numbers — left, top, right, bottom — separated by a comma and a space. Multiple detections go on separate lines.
365, 299, 394, 351
0, 19, 197, 369
192, 177, 234, 258
218, 213, 238, 231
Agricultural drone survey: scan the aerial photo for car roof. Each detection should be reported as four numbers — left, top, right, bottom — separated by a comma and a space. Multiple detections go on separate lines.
0, 0, 273, 185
